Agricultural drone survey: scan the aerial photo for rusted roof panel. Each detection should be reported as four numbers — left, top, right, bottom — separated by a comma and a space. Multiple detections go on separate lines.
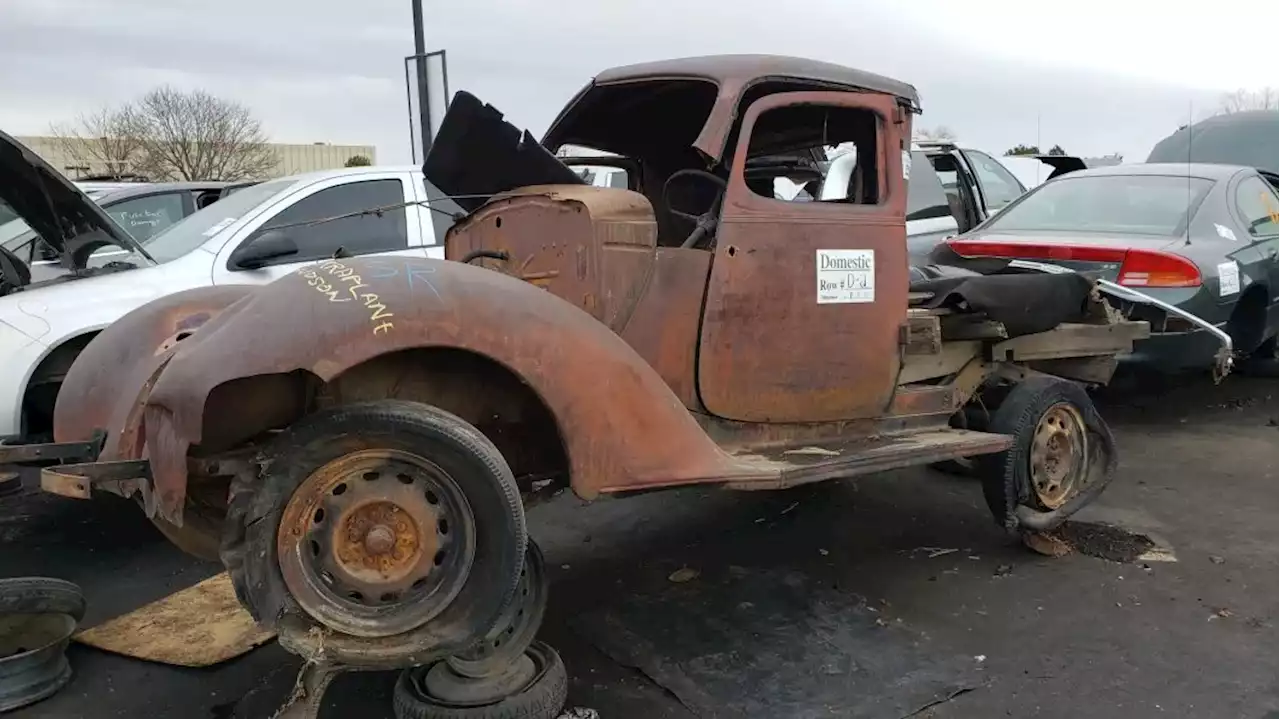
593, 54, 920, 107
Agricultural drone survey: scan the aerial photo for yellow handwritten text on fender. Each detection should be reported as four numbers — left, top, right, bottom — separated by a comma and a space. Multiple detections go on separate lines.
295, 260, 395, 335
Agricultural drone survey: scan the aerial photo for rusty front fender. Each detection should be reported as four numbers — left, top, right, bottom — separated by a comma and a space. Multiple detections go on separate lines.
131, 257, 759, 522
53, 285, 257, 461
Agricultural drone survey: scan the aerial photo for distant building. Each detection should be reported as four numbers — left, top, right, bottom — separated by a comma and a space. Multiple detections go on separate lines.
15, 136, 378, 181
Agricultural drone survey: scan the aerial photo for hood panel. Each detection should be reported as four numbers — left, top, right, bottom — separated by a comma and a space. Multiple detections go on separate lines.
423, 91, 586, 213
0, 130, 144, 271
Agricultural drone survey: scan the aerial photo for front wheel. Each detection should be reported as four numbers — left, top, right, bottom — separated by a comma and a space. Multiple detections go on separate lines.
221, 400, 527, 668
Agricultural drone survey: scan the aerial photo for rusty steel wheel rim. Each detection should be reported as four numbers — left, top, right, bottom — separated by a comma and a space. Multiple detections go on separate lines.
277, 449, 477, 639
447, 541, 548, 679
1028, 403, 1087, 510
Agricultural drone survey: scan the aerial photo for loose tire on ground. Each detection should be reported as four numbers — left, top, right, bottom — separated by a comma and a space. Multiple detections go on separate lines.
0, 577, 85, 622
976, 376, 1114, 533
393, 641, 568, 719
221, 400, 527, 667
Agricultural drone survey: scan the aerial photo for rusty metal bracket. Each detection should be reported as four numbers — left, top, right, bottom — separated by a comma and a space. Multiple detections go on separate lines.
0, 430, 106, 466
40, 460, 152, 500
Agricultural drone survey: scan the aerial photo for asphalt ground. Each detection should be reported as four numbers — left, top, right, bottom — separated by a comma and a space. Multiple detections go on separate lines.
1, 372, 1276, 719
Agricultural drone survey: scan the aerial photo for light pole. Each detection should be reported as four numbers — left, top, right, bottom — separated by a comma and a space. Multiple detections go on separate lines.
411, 0, 433, 159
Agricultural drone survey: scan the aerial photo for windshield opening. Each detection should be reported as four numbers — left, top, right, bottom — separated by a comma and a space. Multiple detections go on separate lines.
140, 178, 294, 263
981, 174, 1214, 237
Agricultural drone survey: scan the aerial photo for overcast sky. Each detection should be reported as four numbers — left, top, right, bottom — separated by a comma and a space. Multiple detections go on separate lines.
2, 0, 1275, 164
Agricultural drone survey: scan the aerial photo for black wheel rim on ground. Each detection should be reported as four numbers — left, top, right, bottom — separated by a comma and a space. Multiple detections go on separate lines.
447, 541, 548, 679
396, 640, 567, 716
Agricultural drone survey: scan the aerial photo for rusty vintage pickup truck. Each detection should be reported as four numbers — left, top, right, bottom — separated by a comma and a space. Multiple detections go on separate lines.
3, 55, 1152, 718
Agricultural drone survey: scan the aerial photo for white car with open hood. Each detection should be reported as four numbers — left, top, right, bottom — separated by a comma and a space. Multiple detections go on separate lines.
0, 131, 458, 444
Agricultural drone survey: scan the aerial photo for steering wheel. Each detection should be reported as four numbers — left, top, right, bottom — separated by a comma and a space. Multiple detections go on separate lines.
661, 169, 728, 249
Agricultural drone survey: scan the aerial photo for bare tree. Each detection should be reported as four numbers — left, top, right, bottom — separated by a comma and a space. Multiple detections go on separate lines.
1219, 87, 1279, 114
915, 125, 957, 141
131, 87, 279, 181
48, 107, 146, 179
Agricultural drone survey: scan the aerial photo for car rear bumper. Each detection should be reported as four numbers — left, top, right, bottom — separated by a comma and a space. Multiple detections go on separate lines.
1119, 323, 1229, 373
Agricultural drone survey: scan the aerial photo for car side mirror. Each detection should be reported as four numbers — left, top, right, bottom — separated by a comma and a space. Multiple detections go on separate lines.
229, 229, 298, 270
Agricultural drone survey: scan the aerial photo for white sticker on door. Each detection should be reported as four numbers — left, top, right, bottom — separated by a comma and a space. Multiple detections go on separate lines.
817, 249, 875, 304
1214, 223, 1238, 242
901, 150, 911, 180
1217, 260, 1241, 296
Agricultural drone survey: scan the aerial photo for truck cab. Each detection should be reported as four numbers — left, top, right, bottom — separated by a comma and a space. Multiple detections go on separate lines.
431, 55, 922, 421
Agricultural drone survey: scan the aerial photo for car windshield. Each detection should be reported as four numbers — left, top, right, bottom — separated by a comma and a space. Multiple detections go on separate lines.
980, 174, 1214, 237
139, 178, 294, 263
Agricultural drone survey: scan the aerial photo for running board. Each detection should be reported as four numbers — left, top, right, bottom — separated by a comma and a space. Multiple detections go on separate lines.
724, 429, 1012, 491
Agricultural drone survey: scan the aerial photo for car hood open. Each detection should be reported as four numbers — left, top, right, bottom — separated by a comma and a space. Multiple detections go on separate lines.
0, 130, 151, 265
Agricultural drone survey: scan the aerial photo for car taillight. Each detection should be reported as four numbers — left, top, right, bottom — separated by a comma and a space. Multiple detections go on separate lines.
944, 239, 1202, 288
1114, 250, 1202, 288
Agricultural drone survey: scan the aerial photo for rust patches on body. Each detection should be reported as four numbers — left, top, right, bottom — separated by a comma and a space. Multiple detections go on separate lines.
53, 284, 255, 468
96, 256, 760, 521
445, 185, 658, 333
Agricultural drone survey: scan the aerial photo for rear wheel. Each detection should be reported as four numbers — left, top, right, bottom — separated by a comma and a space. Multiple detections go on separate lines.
221, 400, 527, 668
977, 377, 1108, 532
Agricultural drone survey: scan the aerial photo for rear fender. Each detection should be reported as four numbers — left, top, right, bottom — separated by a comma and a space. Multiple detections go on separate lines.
133, 257, 753, 522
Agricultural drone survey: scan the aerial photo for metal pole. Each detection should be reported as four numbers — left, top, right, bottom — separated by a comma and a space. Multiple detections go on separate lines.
412, 0, 433, 158
404, 59, 416, 163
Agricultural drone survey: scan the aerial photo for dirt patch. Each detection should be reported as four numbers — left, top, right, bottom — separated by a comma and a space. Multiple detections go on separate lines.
1057, 521, 1156, 563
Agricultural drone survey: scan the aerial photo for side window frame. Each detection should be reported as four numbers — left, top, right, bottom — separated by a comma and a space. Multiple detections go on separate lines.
219, 172, 418, 272
727, 94, 893, 214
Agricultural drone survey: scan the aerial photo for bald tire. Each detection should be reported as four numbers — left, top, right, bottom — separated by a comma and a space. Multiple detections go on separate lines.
221, 400, 526, 654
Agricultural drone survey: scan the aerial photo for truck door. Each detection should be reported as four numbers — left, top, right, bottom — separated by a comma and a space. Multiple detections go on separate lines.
697, 90, 912, 422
